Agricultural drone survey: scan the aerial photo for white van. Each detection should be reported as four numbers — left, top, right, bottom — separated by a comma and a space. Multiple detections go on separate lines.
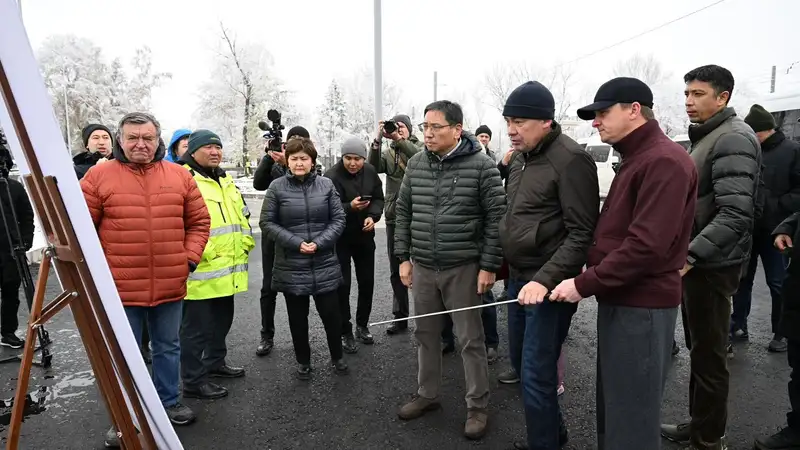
577, 137, 619, 198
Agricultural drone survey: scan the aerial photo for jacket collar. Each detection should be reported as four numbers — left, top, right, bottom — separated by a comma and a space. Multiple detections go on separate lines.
688, 107, 736, 144
523, 122, 562, 158
762, 130, 786, 152
612, 120, 663, 157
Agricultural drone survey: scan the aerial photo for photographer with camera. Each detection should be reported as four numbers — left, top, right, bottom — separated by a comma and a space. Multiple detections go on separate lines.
0, 133, 34, 349
73, 124, 114, 180
367, 114, 423, 336
253, 121, 311, 356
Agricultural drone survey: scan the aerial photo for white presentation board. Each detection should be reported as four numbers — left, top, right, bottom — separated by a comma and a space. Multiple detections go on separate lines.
0, 1, 183, 448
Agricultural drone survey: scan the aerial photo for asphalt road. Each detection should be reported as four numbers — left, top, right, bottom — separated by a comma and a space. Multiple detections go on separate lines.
0, 225, 792, 449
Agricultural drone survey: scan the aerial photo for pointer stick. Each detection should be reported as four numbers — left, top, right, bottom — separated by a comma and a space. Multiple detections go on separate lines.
369, 294, 551, 327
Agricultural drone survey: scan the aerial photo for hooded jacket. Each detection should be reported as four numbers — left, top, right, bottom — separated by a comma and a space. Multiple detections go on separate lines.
324, 159, 384, 243
261, 171, 346, 296
164, 128, 192, 163
80, 137, 210, 307
368, 134, 424, 225
180, 154, 255, 300
394, 132, 506, 272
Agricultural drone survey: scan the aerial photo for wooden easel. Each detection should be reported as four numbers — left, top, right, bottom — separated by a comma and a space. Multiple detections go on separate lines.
0, 61, 157, 448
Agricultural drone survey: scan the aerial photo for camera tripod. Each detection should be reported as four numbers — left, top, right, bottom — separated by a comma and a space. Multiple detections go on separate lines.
0, 170, 52, 368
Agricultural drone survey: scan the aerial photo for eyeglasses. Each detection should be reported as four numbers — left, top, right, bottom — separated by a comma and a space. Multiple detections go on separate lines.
418, 122, 454, 132
124, 135, 158, 145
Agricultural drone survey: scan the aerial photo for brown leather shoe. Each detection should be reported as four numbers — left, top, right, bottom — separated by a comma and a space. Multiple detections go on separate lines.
464, 409, 488, 440
397, 395, 441, 420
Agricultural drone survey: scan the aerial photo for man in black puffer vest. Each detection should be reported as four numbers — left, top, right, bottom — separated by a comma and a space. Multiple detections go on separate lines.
731, 104, 800, 353
661, 64, 762, 450
325, 138, 385, 353
394, 100, 505, 441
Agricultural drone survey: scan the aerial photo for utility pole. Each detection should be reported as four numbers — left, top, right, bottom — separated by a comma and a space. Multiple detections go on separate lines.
373, 0, 383, 125
433, 71, 438, 101
770, 65, 777, 93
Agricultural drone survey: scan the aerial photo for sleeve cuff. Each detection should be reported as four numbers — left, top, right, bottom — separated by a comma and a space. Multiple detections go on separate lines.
573, 267, 599, 298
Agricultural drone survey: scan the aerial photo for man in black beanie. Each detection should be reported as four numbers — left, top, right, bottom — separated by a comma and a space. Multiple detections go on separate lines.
498, 81, 599, 449
252, 125, 311, 356
74, 124, 114, 180
731, 104, 800, 353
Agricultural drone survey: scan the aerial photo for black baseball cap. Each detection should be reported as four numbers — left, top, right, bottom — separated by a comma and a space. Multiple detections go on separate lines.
577, 77, 654, 120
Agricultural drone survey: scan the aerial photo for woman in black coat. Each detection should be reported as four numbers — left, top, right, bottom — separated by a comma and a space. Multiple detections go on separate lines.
260, 137, 347, 379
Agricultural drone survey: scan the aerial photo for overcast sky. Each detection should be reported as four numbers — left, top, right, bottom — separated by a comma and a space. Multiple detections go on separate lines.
18, 0, 800, 137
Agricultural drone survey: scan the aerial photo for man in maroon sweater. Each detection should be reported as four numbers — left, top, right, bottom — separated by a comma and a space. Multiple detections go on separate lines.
551, 77, 698, 450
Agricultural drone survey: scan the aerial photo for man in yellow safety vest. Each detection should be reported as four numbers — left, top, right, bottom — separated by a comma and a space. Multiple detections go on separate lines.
179, 129, 255, 400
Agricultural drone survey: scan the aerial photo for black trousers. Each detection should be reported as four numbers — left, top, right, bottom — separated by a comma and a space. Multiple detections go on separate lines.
337, 238, 375, 335
682, 265, 740, 448
285, 291, 342, 364
180, 295, 235, 389
259, 236, 278, 340
386, 224, 409, 323
0, 261, 21, 336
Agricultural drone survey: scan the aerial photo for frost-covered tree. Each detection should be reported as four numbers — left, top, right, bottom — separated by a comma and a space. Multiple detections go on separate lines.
316, 79, 349, 168
483, 62, 575, 122
193, 24, 299, 173
36, 34, 170, 153
339, 67, 404, 141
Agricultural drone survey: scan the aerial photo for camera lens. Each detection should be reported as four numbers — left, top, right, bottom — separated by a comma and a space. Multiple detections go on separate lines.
383, 120, 397, 134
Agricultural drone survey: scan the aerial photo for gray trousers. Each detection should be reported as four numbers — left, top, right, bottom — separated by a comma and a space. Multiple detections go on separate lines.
413, 261, 490, 410
597, 303, 678, 450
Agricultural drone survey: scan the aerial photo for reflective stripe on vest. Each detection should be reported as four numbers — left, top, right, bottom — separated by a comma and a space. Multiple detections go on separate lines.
188, 263, 249, 281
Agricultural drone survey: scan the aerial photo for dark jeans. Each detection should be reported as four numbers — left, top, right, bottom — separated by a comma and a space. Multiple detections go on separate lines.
0, 262, 21, 335
260, 236, 278, 340
386, 224, 409, 323
732, 229, 786, 334
180, 296, 235, 389
285, 291, 343, 364
124, 301, 183, 407
508, 279, 576, 450
336, 239, 375, 334
441, 291, 498, 349
682, 265, 741, 448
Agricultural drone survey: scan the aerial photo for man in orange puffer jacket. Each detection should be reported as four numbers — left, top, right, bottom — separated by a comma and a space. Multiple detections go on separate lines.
80, 112, 210, 436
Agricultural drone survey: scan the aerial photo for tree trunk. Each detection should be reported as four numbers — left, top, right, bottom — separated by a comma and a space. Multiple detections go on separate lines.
242, 81, 252, 176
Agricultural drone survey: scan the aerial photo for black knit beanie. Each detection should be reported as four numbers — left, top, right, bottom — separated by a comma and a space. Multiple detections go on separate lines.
286, 126, 310, 140
81, 124, 113, 149
502, 81, 555, 120
744, 104, 776, 133
475, 125, 492, 138
187, 130, 223, 155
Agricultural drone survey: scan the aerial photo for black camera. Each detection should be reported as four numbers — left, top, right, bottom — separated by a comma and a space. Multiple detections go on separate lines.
257, 109, 285, 152
383, 119, 398, 134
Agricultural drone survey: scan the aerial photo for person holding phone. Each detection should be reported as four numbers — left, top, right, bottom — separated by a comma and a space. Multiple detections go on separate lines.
325, 138, 385, 353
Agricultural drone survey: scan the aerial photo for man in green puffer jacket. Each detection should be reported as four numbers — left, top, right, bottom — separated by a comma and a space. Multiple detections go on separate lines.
368, 114, 423, 335
394, 100, 506, 441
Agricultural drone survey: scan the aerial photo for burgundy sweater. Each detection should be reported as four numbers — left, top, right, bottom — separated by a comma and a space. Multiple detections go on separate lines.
573, 120, 698, 308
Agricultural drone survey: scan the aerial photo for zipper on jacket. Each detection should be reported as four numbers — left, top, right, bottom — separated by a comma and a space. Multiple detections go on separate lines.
433, 162, 443, 267
302, 183, 317, 293
145, 167, 154, 303
448, 175, 458, 201
217, 203, 227, 222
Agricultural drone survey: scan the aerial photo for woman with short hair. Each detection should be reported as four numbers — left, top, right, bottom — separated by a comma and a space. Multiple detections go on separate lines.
260, 137, 348, 379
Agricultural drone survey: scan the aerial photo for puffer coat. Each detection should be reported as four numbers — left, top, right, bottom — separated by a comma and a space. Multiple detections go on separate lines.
260, 171, 346, 296
80, 139, 210, 307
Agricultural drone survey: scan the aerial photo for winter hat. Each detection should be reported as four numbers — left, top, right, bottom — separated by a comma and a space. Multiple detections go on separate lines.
502, 81, 555, 121
341, 137, 367, 159
286, 126, 310, 140
187, 129, 223, 155
475, 125, 492, 138
744, 104, 776, 133
81, 124, 113, 149
391, 114, 413, 134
